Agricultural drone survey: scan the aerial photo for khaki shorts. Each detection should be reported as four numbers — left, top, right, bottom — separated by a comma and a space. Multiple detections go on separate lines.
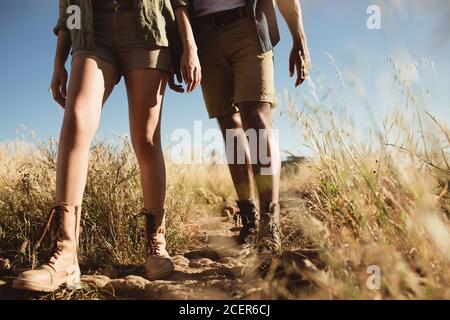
72, 10, 171, 83
194, 17, 276, 119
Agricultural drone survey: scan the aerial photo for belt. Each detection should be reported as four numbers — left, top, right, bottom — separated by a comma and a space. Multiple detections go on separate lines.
94, 0, 134, 13
194, 6, 250, 28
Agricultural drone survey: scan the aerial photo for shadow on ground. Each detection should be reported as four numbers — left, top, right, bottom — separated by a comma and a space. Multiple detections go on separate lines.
1, 208, 321, 300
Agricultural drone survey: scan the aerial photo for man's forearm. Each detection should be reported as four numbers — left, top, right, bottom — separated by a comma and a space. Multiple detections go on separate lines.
54, 30, 71, 67
174, 7, 197, 51
276, 0, 308, 47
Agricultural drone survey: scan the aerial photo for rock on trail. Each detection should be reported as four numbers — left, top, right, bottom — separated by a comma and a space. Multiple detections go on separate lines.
1, 202, 317, 300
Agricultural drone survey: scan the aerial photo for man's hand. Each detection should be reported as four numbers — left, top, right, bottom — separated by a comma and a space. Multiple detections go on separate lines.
172, 6, 201, 93
50, 64, 68, 108
276, 0, 311, 87
180, 47, 201, 93
169, 48, 202, 93
289, 42, 311, 87
169, 70, 185, 93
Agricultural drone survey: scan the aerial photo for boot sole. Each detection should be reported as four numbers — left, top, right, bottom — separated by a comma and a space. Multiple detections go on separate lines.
146, 264, 174, 281
12, 279, 62, 292
12, 269, 81, 293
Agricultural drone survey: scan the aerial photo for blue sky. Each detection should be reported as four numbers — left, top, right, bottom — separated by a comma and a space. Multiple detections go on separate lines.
0, 0, 449, 156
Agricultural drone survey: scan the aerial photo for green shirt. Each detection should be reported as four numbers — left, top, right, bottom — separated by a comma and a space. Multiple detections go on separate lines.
54, 0, 180, 67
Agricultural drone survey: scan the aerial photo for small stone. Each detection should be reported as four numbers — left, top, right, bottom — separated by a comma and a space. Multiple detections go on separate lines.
81, 275, 111, 288
145, 282, 193, 300
185, 250, 219, 261
219, 257, 239, 266
172, 255, 189, 268
221, 248, 245, 258
189, 258, 214, 268
106, 275, 150, 295
0, 258, 11, 271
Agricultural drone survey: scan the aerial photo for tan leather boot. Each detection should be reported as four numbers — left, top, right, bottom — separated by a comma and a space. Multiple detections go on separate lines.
13, 204, 81, 292
141, 209, 174, 280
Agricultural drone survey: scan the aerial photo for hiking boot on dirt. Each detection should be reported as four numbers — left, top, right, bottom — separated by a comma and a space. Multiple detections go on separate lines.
257, 202, 283, 268
141, 209, 174, 280
234, 199, 259, 249
13, 203, 81, 292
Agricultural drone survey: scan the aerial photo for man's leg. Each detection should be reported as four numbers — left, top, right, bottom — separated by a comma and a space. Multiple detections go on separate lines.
193, 19, 259, 247
217, 113, 259, 247
238, 102, 280, 207
239, 102, 282, 259
219, 14, 281, 257
217, 113, 255, 201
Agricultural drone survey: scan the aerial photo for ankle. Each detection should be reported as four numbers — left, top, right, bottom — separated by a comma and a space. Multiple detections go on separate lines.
142, 208, 166, 236
142, 208, 165, 216
261, 202, 279, 214
236, 199, 258, 212
54, 202, 81, 213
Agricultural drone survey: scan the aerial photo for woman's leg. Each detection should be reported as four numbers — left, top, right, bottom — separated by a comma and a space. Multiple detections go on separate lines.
125, 69, 173, 280
55, 55, 117, 205
12, 55, 118, 292
124, 69, 167, 211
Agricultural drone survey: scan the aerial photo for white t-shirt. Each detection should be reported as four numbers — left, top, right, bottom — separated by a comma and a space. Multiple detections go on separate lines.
193, 0, 246, 17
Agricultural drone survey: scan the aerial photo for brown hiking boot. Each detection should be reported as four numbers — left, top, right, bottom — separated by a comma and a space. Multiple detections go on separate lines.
257, 202, 283, 266
141, 209, 174, 280
13, 204, 81, 292
234, 199, 259, 249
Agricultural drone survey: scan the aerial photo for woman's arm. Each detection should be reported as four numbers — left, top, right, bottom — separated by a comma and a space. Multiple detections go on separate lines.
173, 7, 201, 93
54, 29, 71, 67
50, 30, 71, 108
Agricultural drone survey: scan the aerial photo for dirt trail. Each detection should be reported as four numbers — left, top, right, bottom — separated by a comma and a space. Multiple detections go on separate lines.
1, 199, 316, 300
94, 216, 268, 300
0, 216, 267, 300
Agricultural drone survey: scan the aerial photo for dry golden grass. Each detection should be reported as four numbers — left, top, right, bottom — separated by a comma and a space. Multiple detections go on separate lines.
1, 61, 449, 299
270, 59, 450, 299
0, 138, 233, 270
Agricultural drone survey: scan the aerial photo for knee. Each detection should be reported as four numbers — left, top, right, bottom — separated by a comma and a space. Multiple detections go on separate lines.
63, 103, 98, 144
131, 131, 161, 157
218, 113, 242, 131
240, 103, 271, 130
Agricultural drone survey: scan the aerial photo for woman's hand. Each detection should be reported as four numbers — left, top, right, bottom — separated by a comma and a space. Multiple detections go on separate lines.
180, 46, 201, 93
50, 64, 68, 108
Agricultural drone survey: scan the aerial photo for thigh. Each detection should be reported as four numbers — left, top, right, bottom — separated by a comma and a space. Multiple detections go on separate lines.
117, 11, 172, 76
233, 50, 275, 107
224, 19, 276, 106
119, 48, 171, 76
239, 101, 272, 130
200, 60, 238, 119
124, 69, 168, 142
195, 24, 238, 119
66, 55, 117, 112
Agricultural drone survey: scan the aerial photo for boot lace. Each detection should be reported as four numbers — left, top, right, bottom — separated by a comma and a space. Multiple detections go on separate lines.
259, 213, 282, 255
145, 215, 160, 256
134, 210, 163, 256
33, 207, 64, 267
234, 210, 257, 245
